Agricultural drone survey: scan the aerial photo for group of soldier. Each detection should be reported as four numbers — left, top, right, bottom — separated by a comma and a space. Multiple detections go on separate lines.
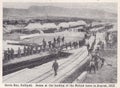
42, 36, 65, 51
4, 36, 86, 62
63, 39, 85, 50
87, 51, 105, 74
4, 32, 106, 76
4, 48, 14, 61
4, 45, 42, 61
43, 36, 85, 51
86, 34, 105, 74
3, 35, 87, 64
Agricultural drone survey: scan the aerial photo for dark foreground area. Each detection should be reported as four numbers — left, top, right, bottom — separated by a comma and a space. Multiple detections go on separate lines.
3, 51, 71, 76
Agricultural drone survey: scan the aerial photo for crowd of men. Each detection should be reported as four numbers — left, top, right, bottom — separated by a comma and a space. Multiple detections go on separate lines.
85, 33, 106, 74
4, 30, 112, 76
3, 31, 113, 77
3, 36, 86, 62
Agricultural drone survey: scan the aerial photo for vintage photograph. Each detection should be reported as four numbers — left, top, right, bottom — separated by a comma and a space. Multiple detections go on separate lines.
3, 2, 117, 83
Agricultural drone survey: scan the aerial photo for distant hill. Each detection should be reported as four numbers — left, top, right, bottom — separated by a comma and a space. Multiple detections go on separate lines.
3, 6, 117, 20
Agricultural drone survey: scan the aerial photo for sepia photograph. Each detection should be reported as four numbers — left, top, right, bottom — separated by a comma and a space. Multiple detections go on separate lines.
2, 2, 117, 83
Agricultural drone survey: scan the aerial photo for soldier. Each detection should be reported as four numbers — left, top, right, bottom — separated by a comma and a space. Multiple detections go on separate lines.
85, 38, 90, 50
82, 38, 85, 46
10, 48, 14, 59
18, 47, 21, 58
52, 42, 55, 49
69, 42, 72, 49
7, 48, 11, 60
62, 36, 65, 44
100, 57, 105, 68
23, 46, 27, 56
93, 53, 99, 71
89, 58, 96, 73
57, 36, 60, 46
48, 41, 52, 49
27, 46, 30, 55
54, 37, 57, 44
76, 41, 78, 48
74, 42, 77, 48
65, 43, 68, 50
72, 42, 75, 48
30, 46, 34, 54
4, 50, 7, 61
42, 39, 46, 51
52, 60, 59, 76
26, 46, 29, 55
35, 46, 39, 53
101, 42, 104, 50
79, 40, 81, 47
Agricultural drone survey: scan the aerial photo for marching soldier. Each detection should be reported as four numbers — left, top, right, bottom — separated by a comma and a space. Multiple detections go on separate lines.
76, 41, 78, 48
18, 47, 21, 58
79, 40, 81, 47
54, 37, 57, 44
52, 42, 55, 49
42, 39, 46, 51
27, 46, 30, 55
92, 53, 99, 71
72, 42, 75, 48
69, 42, 72, 49
85, 38, 90, 50
7, 48, 11, 60
10, 48, 14, 59
35, 46, 39, 53
89, 57, 96, 73
57, 36, 60, 46
4, 50, 8, 61
62, 36, 65, 44
48, 41, 52, 49
100, 57, 105, 68
23, 46, 27, 56
65, 43, 68, 50
30, 46, 34, 54
52, 60, 59, 76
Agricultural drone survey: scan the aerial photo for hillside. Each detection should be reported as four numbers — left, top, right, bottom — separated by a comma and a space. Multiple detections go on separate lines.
3, 6, 117, 20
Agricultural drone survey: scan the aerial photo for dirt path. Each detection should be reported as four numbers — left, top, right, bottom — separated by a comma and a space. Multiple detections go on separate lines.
83, 48, 117, 83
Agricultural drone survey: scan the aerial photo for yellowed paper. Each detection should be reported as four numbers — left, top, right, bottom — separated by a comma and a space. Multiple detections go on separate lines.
0, 0, 119, 88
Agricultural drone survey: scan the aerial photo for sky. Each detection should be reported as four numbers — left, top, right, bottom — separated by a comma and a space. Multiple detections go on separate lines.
3, 2, 117, 13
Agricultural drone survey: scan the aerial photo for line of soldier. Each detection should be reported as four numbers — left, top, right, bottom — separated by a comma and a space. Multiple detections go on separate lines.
4, 48, 14, 61
43, 36, 65, 50
63, 39, 85, 50
86, 37, 106, 74
3, 36, 86, 62
3, 45, 41, 61
3, 36, 64, 61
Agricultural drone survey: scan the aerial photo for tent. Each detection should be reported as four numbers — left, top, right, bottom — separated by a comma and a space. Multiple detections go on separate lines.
68, 22, 79, 27
77, 20, 87, 26
58, 22, 69, 29
42, 23, 58, 33
25, 23, 43, 29
42, 23, 58, 29
24, 23, 44, 33
3, 25, 21, 32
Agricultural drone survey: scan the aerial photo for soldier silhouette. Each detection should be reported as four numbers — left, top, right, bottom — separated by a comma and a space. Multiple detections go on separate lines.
52, 60, 59, 76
